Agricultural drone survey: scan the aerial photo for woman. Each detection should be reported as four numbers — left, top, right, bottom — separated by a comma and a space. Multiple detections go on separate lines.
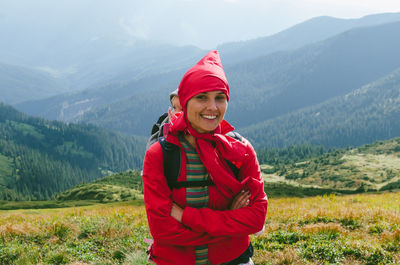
143, 50, 268, 265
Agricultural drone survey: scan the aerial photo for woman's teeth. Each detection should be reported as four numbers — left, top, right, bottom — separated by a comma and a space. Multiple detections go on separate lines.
202, 115, 217, 120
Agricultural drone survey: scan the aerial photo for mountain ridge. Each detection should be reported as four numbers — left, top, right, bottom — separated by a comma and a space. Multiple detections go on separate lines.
218, 12, 400, 65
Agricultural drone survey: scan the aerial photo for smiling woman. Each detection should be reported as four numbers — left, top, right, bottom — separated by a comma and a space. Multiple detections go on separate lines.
142, 50, 268, 265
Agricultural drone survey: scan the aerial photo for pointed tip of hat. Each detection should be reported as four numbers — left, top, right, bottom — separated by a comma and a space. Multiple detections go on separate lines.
199, 50, 222, 67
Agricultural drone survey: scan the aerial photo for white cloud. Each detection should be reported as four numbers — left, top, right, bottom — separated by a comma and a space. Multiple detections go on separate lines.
118, 16, 149, 40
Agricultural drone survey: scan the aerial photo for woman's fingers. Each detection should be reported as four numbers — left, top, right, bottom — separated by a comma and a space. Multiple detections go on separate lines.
230, 190, 251, 210
171, 203, 184, 222
237, 190, 251, 207
167, 107, 172, 119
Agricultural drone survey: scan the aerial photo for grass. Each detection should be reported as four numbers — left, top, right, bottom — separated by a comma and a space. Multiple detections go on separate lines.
0, 200, 101, 211
0, 201, 148, 265
252, 192, 400, 264
1, 193, 399, 264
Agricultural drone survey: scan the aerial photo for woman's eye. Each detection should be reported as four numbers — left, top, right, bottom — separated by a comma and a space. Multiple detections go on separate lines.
196, 95, 207, 100
216, 95, 226, 101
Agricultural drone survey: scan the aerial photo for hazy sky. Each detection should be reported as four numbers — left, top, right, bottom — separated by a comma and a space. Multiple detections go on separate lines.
1, 0, 400, 49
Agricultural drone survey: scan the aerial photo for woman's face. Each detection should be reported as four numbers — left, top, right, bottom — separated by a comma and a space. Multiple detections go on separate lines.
186, 90, 228, 134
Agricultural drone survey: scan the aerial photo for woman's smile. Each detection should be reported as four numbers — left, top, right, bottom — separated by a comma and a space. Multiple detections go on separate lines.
201, 114, 217, 120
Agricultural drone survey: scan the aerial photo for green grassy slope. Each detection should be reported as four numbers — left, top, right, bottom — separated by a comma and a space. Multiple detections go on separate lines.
262, 137, 400, 196
56, 171, 143, 202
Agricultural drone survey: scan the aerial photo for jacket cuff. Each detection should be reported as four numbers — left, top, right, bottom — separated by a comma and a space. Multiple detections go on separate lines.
182, 206, 199, 230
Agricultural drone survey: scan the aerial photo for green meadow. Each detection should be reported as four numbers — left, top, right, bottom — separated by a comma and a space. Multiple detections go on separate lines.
1, 192, 399, 264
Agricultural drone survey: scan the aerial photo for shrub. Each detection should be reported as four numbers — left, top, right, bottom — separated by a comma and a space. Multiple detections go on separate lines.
112, 250, 126, 262
302, 240, 343, 264
269, 231, 305, 245
364, 248, 392, 265
0, 244, 20, 265
369, 224, 384, 234
47, 252, 69, 265
52, 223, 70, 240
339, 218, 361, 230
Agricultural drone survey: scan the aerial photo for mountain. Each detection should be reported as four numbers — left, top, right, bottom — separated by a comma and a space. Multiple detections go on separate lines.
15, 68, 182, 123
48, 42, 205, 92
242, 68, 400, 148
1, 10, 205, 94
11, 14, 400, 149
218, 12, 400, 65
1, 1, 208, 99
72, 21, 400, 138
224, 20, 400, 128
14, 44, 206, 121
0, 62, 67, 104
0, 103, 145, 200
13, 13, 400, 121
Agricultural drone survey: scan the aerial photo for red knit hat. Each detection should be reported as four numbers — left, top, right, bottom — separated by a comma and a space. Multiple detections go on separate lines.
178, 50, 229, 111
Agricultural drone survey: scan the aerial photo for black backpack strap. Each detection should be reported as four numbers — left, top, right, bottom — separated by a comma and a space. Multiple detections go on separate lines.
159, 137, 181, 190
225, 160, 240, 180
159, 137, 215, 189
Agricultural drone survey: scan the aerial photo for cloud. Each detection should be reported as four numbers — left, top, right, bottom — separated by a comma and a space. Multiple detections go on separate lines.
118, 16, 149, 40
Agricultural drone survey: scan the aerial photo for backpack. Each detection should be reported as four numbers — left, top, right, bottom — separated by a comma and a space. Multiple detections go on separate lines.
159, 131, 242, 190
146, 113, 169, 150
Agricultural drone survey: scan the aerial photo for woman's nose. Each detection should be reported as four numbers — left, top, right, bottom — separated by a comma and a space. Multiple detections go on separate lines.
207, 99, 218, 110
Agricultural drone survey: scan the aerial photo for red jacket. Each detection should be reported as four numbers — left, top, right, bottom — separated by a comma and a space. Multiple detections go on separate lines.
143, 132, 268, 265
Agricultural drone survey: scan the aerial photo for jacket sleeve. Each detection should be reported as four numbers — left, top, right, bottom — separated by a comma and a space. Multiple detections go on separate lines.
143, 142, 227, 246
181, 139, 268, 237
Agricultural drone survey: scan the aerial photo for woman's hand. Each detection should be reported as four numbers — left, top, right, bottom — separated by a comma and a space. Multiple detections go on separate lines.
171, 203, 184, 223
230, 190, 251, 210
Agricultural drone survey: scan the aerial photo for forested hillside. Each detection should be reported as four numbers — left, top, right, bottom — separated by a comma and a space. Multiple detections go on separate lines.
242, 68, 400, 148
0, 103, 145, 200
